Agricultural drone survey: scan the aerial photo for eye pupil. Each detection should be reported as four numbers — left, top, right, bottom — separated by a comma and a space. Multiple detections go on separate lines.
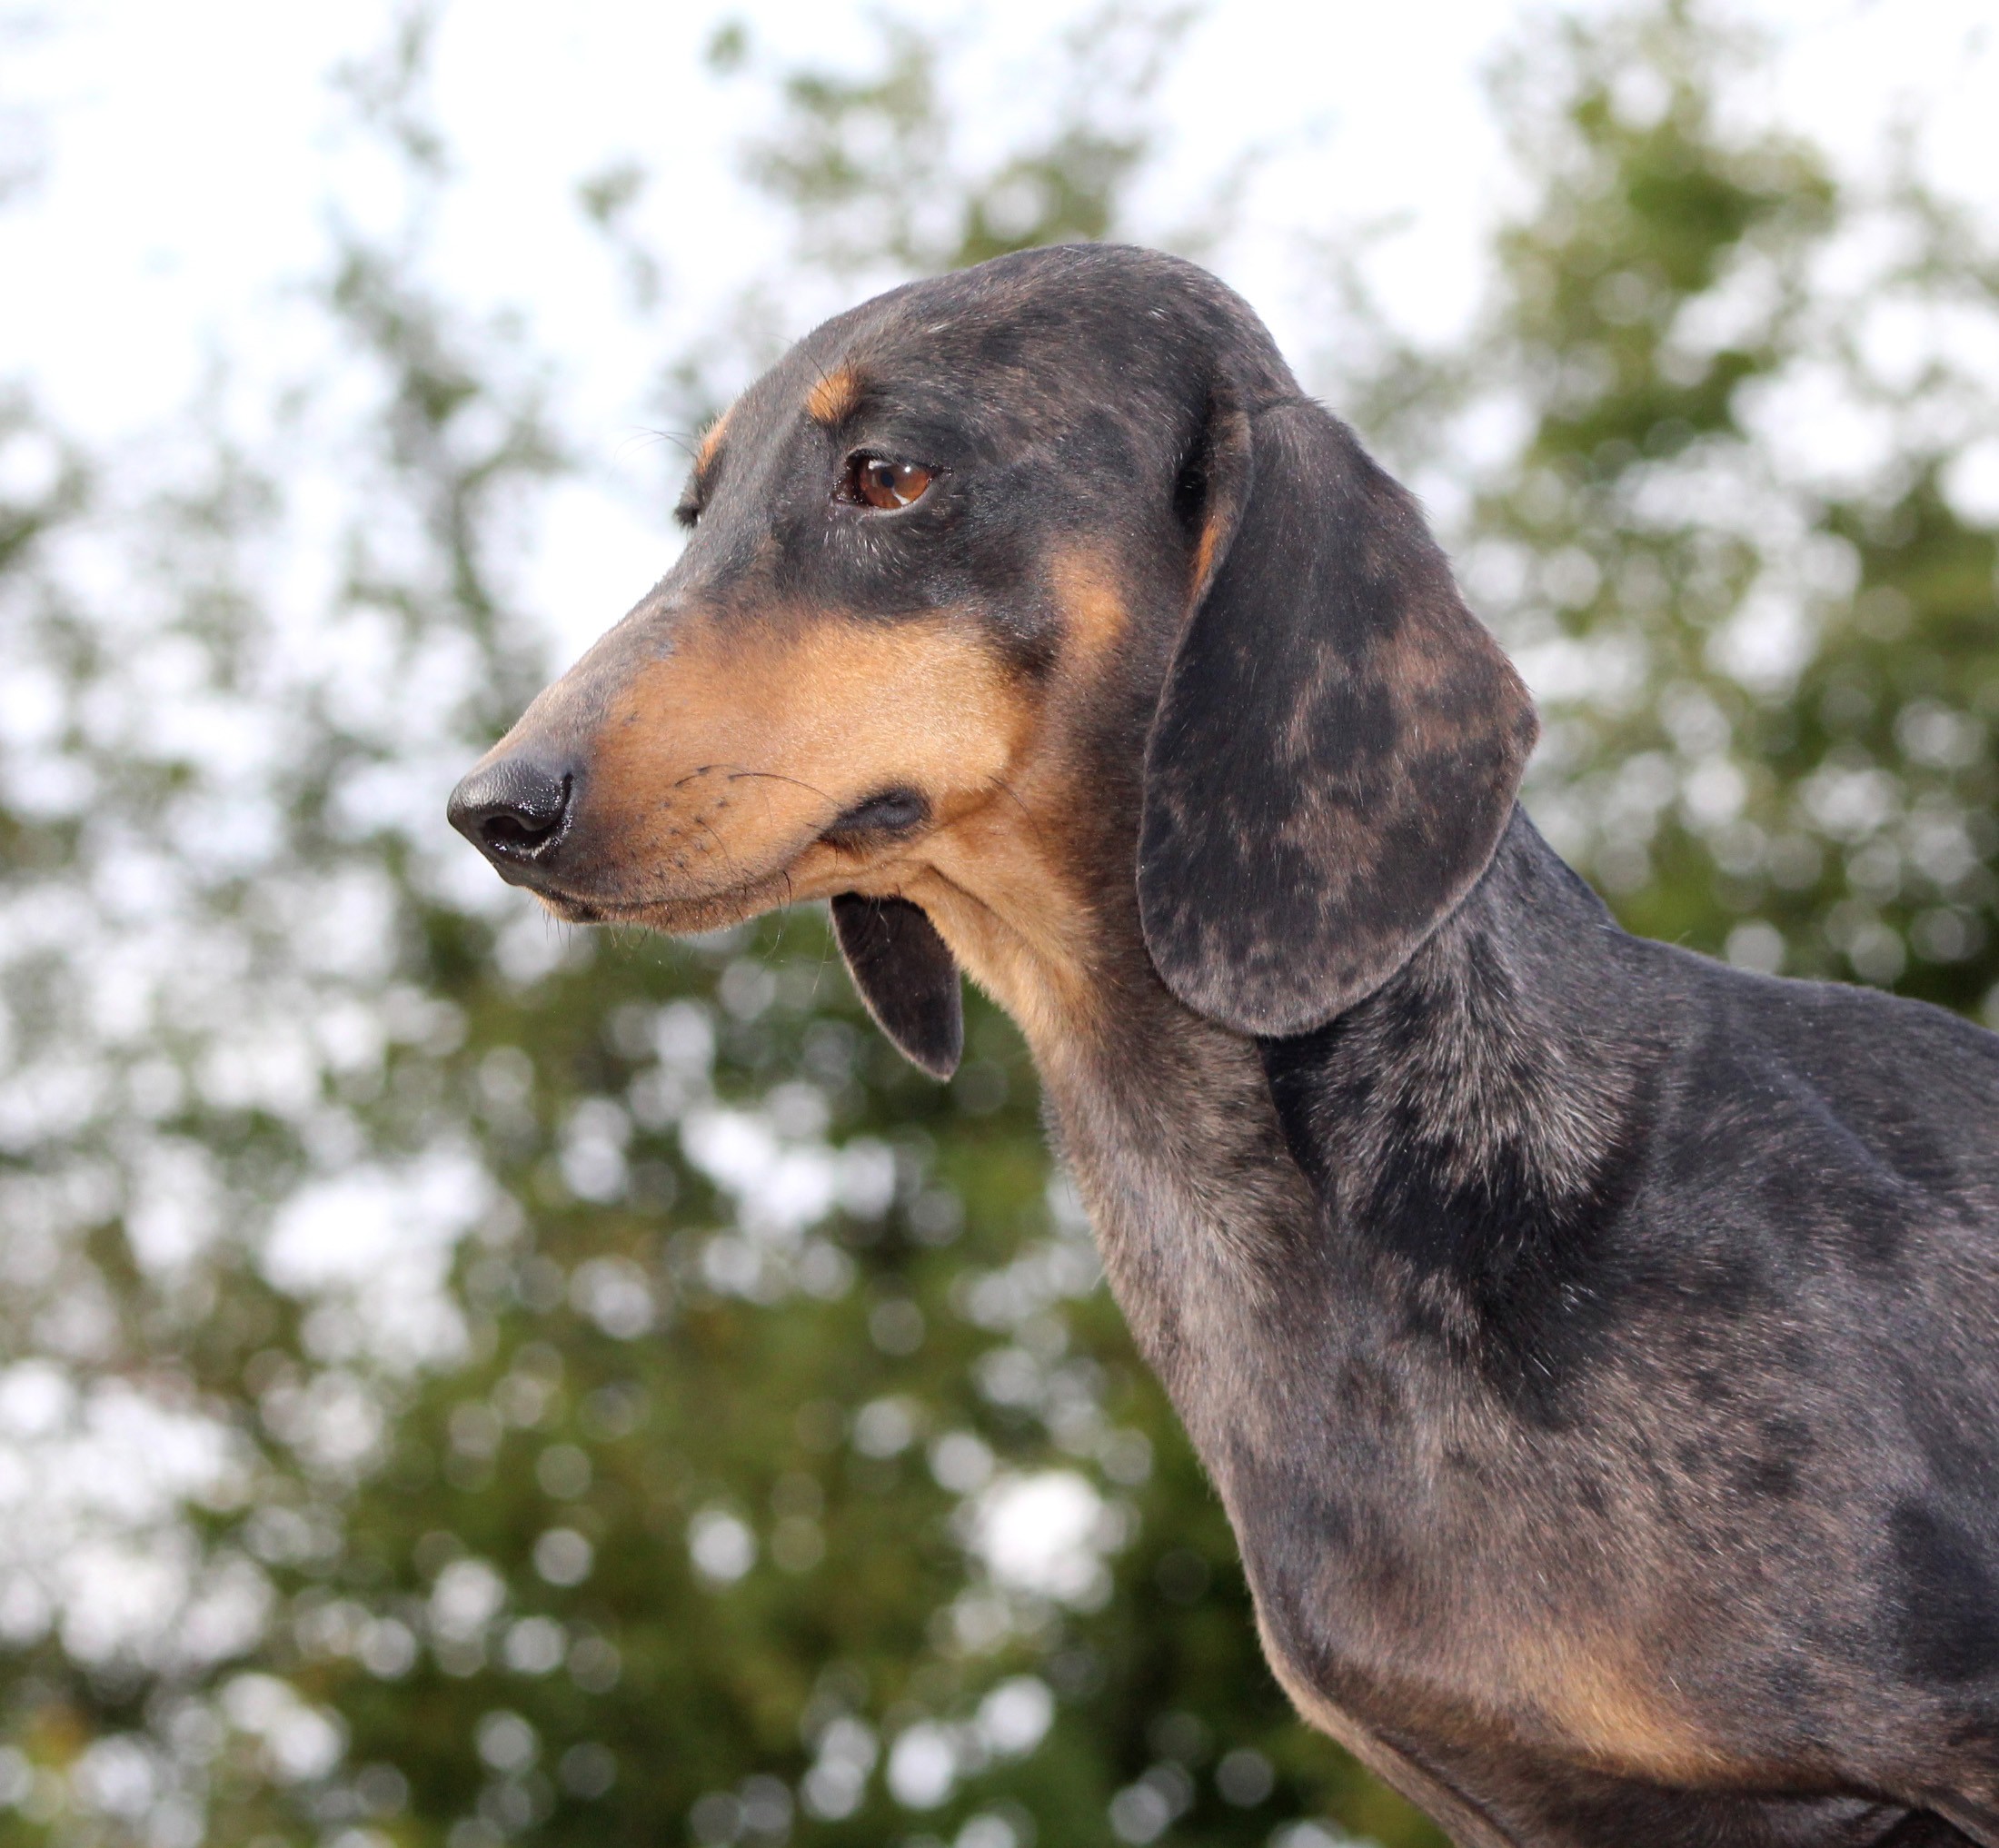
847, 453, 933, 511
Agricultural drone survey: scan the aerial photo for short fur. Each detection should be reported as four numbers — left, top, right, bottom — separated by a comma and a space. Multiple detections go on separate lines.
450, 244, 1999, 1847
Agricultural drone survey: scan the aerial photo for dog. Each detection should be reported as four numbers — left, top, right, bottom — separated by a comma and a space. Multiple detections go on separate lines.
450, 244, 1999, 1847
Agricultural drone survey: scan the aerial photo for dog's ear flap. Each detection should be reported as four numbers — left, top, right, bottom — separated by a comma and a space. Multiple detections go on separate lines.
1138, 394, 1537, 1038
832, 893, 963, 1079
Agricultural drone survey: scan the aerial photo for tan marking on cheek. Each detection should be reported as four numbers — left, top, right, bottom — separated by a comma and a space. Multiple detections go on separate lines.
890, 551, 1131, 1054
907, 838, 1101, 1058
804, 364, 862, 426
573, 563, 1131, 1074
586, 612, 1031, 885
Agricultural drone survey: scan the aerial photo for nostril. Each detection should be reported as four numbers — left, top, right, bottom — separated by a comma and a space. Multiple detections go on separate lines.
447, 759, 575, 864
479, 801, 563, 851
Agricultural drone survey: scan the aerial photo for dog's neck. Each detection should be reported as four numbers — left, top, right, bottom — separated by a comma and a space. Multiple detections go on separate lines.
922, 804, 1646, 1463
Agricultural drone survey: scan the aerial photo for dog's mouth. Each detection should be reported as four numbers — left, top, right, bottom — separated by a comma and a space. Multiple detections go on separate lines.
534, 870, 797, 934
527, 786, 934, 935
818, 786, 930, 846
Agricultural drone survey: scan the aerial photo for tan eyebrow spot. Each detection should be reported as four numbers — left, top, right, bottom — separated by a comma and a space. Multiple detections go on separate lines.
805, 364, 862, 427
695, 404, 733, 474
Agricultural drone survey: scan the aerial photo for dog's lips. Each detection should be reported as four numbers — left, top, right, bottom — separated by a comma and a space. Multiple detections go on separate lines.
515, 785, 943, 934
526, 828, 880, 935
532, 865, 799, 935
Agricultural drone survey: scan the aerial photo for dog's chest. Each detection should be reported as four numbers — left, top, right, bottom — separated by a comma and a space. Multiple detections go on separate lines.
1049, 1055, 1752, 1804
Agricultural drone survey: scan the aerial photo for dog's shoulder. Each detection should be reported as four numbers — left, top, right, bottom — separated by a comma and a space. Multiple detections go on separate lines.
1644, 947, 1999, 1223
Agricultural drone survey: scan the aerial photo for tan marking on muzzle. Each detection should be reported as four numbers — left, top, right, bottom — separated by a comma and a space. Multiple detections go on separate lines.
572, 610, 1030, 909
498, 555, 1132, 1058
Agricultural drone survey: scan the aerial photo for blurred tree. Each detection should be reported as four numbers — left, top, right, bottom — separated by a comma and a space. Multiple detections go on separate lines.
1371, 1, 1999, 1015
2, 7, 1405, 1848
2, 5, 1995, 1848
246, 13, 1398, 1848
654, 4, 1202, 433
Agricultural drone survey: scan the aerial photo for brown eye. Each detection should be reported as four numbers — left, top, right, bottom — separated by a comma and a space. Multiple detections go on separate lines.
845, 454, 933, 511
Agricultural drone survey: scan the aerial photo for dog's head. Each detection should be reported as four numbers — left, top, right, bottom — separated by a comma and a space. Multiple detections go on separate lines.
450, 245, 1535, 1076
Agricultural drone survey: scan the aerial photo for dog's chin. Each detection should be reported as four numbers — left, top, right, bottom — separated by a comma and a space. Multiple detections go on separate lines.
523, 820, 923, 936
533, 865, 804, 937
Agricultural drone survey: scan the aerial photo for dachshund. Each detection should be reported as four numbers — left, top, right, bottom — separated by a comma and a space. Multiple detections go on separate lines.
451, 243, 1999, 1847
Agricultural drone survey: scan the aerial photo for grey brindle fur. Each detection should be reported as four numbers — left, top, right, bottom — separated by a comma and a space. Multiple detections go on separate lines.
450, 245, 1999, 1847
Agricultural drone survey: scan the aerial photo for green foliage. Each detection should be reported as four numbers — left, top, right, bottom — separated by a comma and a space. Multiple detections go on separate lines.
731, 5, 1185, 277
2, 6, 1995, 1848
659, 5, 1203, 434
1453, 3, 1999, 1011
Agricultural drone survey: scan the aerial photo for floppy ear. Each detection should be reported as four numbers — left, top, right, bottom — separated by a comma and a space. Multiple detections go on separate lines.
1138, 395, 1537, 1038
831, 893, 963, 1079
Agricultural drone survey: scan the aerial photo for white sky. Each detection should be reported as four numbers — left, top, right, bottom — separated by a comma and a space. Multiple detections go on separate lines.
4, 0, 1994, 661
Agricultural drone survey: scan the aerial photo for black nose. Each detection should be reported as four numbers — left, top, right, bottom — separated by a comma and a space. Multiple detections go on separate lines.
447, 756, 574, 866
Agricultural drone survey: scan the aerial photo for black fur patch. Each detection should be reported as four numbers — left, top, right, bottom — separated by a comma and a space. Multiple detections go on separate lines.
1257, 817, 1653, 1419
1890, 1500, 1999, 1686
